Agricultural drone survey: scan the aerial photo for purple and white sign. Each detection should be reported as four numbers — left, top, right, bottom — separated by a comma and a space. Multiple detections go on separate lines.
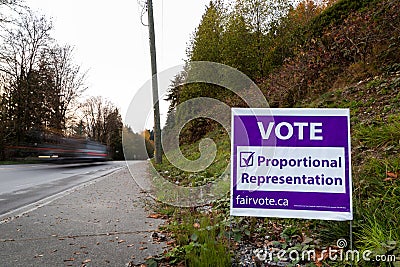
230, 108, 352, 221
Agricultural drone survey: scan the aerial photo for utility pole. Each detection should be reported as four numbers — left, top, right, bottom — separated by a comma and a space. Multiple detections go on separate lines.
147, 0, 162, 164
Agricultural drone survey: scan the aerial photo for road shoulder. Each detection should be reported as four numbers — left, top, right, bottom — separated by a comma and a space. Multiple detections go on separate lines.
0, 164, 167, 266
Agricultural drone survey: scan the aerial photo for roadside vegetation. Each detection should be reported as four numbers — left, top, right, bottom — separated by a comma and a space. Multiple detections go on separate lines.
148, 0, 400, 266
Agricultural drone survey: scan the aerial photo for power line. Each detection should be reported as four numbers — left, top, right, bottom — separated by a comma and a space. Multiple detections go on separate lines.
137, 0, 148, 26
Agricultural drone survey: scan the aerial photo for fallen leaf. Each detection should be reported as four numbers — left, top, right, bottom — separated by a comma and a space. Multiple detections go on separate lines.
193, 222, 200, 229
148, 213, 162, 219
166, 240, 175, 245
385, 171, 400, 181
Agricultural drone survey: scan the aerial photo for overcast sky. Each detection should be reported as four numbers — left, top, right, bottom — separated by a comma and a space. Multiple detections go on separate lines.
27, 0, 211, 125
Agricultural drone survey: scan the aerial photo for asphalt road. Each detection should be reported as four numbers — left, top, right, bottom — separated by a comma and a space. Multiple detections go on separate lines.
0, 162, 167, 266
0, 161, 125, 216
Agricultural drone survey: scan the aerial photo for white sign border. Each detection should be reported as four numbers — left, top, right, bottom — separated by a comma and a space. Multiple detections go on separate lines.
230, 108, 353, 221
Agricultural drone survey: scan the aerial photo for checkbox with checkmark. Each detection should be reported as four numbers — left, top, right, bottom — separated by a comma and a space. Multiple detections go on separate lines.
240, 151, 255, 167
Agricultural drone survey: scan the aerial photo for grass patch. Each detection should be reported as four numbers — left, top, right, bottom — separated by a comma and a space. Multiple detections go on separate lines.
158, 207, 231, 266
353, 156, 400, 260
0, 159, 40, 165
149, 129, 233, 266
354, 116, 400, 152
153, 128, 230, 187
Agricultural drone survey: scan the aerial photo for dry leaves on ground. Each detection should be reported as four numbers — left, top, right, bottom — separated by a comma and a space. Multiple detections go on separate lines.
384, 171, 400, 181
